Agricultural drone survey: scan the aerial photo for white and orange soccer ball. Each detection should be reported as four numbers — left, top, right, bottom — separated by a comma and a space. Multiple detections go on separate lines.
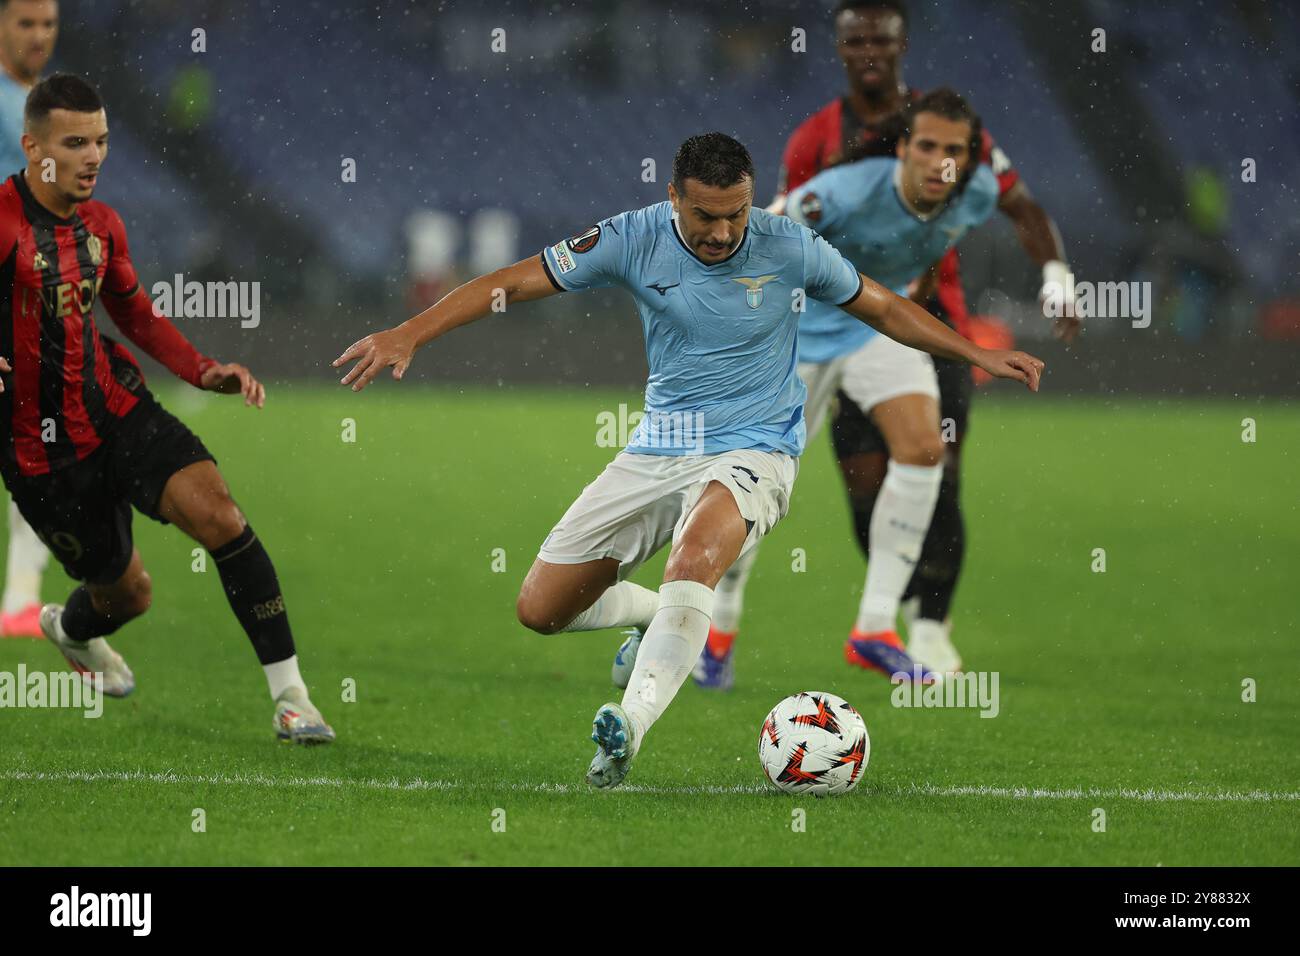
758, 691, 870, 796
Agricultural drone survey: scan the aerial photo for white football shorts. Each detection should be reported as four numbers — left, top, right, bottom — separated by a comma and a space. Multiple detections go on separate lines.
799, 332, 941, 439
537, 448, 798, 579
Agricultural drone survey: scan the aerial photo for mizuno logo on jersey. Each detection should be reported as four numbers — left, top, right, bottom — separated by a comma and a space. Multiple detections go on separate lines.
646, 282, 679, 297
732, 275, 778, 309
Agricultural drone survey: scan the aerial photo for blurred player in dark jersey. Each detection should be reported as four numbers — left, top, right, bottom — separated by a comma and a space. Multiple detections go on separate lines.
703, 0, 1077, 680
0, 74, 334, 742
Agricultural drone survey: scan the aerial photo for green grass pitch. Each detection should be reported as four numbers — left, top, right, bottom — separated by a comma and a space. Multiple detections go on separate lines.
1, 385, 1297, 865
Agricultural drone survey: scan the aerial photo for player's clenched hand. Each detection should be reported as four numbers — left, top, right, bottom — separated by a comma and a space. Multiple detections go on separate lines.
332, 329, 416, 392
973, 349, 1045, 392
1052, 315, 1082, 344
0, 355, 10, 392
200, 362, 266, 408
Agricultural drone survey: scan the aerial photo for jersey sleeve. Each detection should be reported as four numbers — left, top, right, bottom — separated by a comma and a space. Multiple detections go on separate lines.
800, 227, 862, 307
0, 184, 21, 260
778, 112, 829, 195
980, 127, 1020, 197
785, 170, 845, 237
964, 165, 1001, 227
539, 214, 631, 292
98, 205, 214, 387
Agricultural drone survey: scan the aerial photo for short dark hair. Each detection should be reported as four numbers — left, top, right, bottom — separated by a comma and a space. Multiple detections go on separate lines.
834, 0, 909, 35
671, 133, 755, 195
901, 87, 984, 191
25, 73, 103, 132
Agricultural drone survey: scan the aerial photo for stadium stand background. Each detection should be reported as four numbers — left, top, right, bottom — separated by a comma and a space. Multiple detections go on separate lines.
47, 0, 1300, 393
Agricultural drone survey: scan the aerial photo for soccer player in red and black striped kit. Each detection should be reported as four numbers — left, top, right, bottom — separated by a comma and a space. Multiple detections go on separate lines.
0, 73, 334, 742
702, 0, 1079, 682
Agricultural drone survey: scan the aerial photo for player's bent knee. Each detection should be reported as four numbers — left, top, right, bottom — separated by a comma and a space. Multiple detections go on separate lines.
200, 498, 248, 549
663, 546, 725, 589
124, 571, 154, 618
94, 569, 152, 621
515, 593, 565, 635
891, 435, 945, 468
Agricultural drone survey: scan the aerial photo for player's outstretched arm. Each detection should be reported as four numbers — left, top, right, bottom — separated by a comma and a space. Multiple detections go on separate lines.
100, 287, 264, 407
333, 254, 560, 392
843, 273, 1045, 392
999, 182, 1079, 344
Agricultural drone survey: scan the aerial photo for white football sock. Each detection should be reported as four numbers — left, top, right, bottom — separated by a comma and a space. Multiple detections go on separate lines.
562, 581, 659, 633
264, 655, 306, 701
854, 460, 943, 634
711, 544, 758, 634
3, 500, 49, 614
621, 580, 714, 748
907, 617, 949, 647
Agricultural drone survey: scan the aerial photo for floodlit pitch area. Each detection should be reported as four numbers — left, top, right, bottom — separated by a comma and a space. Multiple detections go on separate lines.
1, 387, 1296, 865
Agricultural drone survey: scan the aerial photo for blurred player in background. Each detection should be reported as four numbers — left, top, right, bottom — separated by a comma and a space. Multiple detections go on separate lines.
694, 89, 999, 690
0, 0, 57, 637
698, 0, 1076, 681
0, 74, 335, 743
335, 132, 1042, 788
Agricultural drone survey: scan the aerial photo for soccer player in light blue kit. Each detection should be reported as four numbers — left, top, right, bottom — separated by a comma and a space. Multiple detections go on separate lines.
0, 0, 57, 638
704, 89, 1002, 687
335, 132, 1042, 789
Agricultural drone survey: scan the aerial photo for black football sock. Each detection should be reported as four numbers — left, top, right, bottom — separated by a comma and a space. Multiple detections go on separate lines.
210, 526, 296, 665
849, 490, 879, 564
61, 585, 122, 642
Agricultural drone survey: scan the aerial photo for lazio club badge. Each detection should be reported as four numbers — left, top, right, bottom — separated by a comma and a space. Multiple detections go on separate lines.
732, 274, 777, 309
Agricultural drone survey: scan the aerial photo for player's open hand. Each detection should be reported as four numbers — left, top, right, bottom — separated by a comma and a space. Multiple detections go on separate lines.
0, 355, 9, 392
333, 329, 415, 392
974, 349, 1045, 392
200, 361, 266, 407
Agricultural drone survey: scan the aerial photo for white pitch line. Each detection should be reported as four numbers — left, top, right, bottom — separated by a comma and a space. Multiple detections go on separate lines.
3, 769, 1298, 802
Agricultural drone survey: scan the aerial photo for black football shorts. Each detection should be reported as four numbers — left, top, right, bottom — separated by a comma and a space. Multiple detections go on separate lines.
4, 392, 215, 585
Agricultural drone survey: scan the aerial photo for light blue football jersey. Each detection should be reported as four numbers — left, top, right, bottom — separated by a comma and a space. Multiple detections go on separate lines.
787, 158, 999, 364
541, 202, 862, 457
0, 72, 28, 179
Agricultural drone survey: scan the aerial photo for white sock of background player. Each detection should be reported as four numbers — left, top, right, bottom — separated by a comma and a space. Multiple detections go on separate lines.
621, 579, 714, 748
710, 544, 757, 635
854, 460, 943, 634
2, 500, 49, 615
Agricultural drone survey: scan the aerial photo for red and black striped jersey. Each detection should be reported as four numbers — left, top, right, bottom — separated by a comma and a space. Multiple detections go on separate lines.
777, 92, 1021, 333
0, 172, 214, 477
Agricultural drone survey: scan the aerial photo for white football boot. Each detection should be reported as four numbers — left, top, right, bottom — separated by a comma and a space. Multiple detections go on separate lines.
586, 702, 638, 789
40, 604, 135, 697
273, 686, 336, 745
610, 628, 642, 689
906, 617, 962, 674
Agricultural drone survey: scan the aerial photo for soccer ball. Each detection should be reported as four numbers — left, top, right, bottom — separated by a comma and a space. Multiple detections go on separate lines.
758, 691, 870, 796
